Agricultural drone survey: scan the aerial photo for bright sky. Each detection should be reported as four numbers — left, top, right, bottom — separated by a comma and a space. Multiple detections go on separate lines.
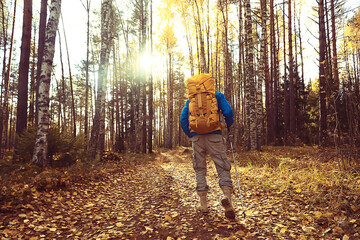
12, 0, 360, 83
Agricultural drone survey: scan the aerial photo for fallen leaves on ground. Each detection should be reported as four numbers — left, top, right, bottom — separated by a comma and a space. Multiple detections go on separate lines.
1, 146, 359, 239
0, 151, 247, 239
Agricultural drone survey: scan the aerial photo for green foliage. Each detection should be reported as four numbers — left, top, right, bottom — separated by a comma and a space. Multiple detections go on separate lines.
15, 126, 88, 167
302, 80, 320, 145
14, 127, 36, 162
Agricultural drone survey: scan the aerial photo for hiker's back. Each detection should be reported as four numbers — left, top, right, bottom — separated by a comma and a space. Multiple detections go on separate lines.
186, 74, 222, 134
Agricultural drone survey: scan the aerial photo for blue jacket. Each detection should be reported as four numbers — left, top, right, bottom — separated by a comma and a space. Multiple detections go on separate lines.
180, 92, 233, 138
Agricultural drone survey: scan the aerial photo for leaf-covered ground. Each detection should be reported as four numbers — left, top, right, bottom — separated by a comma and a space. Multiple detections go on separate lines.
1, 146, 359, 239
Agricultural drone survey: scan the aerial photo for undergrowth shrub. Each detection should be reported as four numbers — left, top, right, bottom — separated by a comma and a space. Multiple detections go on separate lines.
15, 126, 88, 167
33, 169, 66, 191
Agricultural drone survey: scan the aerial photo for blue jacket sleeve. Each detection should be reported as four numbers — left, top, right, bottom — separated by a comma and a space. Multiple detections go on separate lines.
180, 99, 191, 137
216, 92, 233, 127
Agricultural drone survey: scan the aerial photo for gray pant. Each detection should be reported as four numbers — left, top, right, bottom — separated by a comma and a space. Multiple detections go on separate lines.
191, 134, 233, 192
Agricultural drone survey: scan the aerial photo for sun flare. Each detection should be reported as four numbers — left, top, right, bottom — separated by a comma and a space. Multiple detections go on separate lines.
139, 54, 153, 72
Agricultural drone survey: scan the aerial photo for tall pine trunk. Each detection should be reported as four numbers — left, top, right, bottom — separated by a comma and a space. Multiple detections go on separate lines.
262, 0, 272, 145
148, 0, 153, 153
331, 0, 339, 93
288, 0, 296, 144
0, 0, 17, 156
32, 0, 62, 167
319, 0, 327, 146
16, 0, 32, 137
60, 18, 76, 137
282, 0, 289, 144
29, 26, 37, 125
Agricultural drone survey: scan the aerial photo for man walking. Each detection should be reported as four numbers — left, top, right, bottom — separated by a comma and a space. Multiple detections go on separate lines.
180, 73, 235, 219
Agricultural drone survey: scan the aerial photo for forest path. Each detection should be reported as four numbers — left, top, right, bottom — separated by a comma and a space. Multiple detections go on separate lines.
0, 149, 247, 240
158, 147, 351, 240
1, 147, 355, 239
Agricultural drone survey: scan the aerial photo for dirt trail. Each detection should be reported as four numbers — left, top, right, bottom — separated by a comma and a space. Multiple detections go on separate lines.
0, 150, 247, 240
2, 147, 354, 239
158, 147, 355, 240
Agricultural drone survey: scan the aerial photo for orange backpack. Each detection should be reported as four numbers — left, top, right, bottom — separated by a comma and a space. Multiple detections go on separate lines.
186, 74, 222, 134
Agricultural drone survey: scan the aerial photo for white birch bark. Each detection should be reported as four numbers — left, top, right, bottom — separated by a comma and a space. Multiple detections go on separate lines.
32, 0, 62, 167
244, 0, 257, 150
89, 0, 113, 157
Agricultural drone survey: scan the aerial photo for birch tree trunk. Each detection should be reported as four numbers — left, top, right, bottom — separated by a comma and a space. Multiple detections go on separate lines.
238, 1, 246, 147
259, 0, 268, 148
35, 0, 48, 127
32, 0, 62, 167
16, 0, 32, 137
244, 0, 257, 150
89, 0, 113, 158
220, 0, 233, 107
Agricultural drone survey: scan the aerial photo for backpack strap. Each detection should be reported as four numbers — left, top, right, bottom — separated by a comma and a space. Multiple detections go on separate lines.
196, 86, 204, 116
206, 94, 212, 127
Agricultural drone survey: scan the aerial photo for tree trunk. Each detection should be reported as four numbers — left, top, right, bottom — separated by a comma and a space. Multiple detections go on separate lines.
298, 14, 305, 100
61, 17, 76, 137
8, 92, 15, 149
36, 0, 48, 127
319, 0, 327, 146
288, 0, 296, 144
148, 0, 153, 153
83, 0, 91, 146
1, 0, 9, 88
0, 0, 17, 157
29, 25, 37, 126
167, 53, 173, 149
194, 0, 206, 73
58, 32, 67, 131
331, 0, 339, 93
238, 1, 246, 147
244, 0, 257, 150
32, 0, 62, 167
262, 0, 272, 145
324, 0, 333, 95
220, 0, 233, 107
282, 0, 289, 144
89, 0, 113, 158
16, 0, 32, 137
140, 0, 147, 154
111, 43, 116, 150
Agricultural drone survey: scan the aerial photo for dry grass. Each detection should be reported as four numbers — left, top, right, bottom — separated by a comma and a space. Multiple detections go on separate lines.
233, 146, 360, 214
